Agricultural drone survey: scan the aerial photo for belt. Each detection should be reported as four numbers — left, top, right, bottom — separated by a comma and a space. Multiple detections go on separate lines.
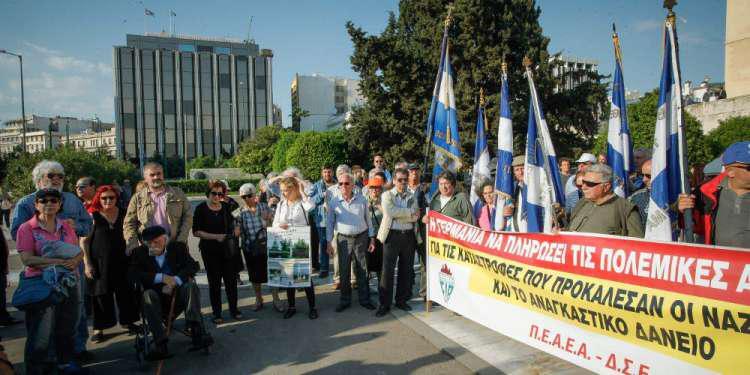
338, 231, 368, 238
389, 228, 413, 234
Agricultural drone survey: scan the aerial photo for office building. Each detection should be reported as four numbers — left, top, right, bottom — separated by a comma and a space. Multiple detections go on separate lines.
113, 32, 274, 163
290, 74, 363, 132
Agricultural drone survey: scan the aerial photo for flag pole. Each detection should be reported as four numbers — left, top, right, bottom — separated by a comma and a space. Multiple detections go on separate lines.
422, 6, 453, 183
664, 0, 694, 242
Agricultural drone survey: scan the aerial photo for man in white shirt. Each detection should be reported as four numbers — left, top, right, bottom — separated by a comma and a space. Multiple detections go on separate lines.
326, 173, 376, 312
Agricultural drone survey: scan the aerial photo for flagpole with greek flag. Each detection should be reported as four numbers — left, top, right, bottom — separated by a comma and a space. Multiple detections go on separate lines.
470, 89, 491, 219
493, 61, 514, 231
427, 9, 462, 196
607, 23, 633, 198
423, 8, 451, 194
522, 57, 566, 233
645, 3, 694, 242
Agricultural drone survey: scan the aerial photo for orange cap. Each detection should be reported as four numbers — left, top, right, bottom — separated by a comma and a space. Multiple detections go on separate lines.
367, 176, 385, 188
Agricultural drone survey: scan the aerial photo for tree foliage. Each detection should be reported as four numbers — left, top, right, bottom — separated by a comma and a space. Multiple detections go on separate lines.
706, 116, 750, 158
233, 125, 283, 174
285, 131, 350, 180
5, 145, 140, 196
271, 130, 299, 173
345, 0, 608, 167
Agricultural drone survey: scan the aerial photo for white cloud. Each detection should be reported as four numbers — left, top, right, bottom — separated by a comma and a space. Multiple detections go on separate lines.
23, 41, 62, 56
633, 19, 662, 33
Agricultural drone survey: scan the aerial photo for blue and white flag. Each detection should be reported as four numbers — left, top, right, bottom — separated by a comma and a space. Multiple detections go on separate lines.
428, 39, 462, 196
470, 103, 491, 219
606, 28, 633, 198
645, 21, 689, 241
523, 65, 565, 233
493, 69, 514, 231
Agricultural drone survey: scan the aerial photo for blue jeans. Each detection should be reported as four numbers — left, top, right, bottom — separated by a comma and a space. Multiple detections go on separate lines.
74, 266, 88, 353
24, 281, 80, 375
317, 226, 329, 272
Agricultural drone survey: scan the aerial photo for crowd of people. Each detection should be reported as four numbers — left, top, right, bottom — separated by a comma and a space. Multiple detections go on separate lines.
0, 140, 746, 373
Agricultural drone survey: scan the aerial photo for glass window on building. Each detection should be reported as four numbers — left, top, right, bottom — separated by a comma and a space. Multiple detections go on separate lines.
143, 84, 155, 100
201, 100, 212, 115
215, 47, 230, 55
141, 50, 154, 69
179, 44, 196, 53
182, 100, 195, 115
120, 49, 133, 68
197, 45, 213, 53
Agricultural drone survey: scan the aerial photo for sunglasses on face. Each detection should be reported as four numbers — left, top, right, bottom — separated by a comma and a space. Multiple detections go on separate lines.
396, 178, 407, 182
581, 180, 602, 188
241, 194, 254, 199
209, 191, 225, 197
37, 198, 60, 204
642, 174, 652, 179
47, 173, 65, 179
338, 182, 351, 186
100, 196, 116, 201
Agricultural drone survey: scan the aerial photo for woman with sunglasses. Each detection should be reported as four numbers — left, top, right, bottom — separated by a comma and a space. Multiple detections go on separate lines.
193, 180, 242, 324
237, 183, 283, 312
81, 185, 139, 343
272, 176, 318, 319
15, 188, 85, 374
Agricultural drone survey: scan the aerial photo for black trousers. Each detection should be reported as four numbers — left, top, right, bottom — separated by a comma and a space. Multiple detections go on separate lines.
379, 230, 416, 308
286, 282, 315, 309
91, 286, 139, 330
0, 209, 9, 227
201, 249, 238, 317
142, 281, 204, 343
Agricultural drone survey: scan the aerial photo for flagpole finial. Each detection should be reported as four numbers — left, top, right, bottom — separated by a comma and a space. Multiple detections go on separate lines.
522, 56, 532, 70
664, 0, 677, 24
444, 5, 454, 28
501, 61, 508, 75
479, 88, 486, 108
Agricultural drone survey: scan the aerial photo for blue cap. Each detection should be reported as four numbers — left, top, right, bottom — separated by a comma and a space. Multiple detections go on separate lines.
721, 141, 750, 165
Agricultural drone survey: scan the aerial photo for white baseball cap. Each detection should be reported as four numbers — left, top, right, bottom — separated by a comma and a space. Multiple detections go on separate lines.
576, 153, 597, 164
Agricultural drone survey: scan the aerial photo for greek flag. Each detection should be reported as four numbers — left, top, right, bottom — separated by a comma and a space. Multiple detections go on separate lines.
645, 21, 689, 241
470, 103, 491, 218
523, 66, 565, 233
428, 35, 462, 196
493, 70, 514, 231
607, 27, 633, 198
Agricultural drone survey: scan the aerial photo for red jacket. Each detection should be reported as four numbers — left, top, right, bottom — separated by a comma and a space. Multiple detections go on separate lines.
693, 172, 728, 245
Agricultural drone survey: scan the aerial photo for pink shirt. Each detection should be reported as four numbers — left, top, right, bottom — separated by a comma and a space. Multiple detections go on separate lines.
148, 189, 170, 235
478, 205, 492, 231
15, 215, 77, 277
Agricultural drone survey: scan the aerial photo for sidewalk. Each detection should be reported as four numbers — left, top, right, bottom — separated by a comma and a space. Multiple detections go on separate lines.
397, 271, 592, 375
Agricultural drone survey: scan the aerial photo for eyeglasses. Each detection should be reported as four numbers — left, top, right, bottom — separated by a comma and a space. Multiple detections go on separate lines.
338, 182, 351, 186
75, 185, 88, 190
209, 191, 225, 197
642, 173, 652, 179
46, 173, 65, 180
241, 194, 254, 199
37, 198, 60, 204
581, 180, 602, 188
396, 178, 408, 182
100, 196, 116, 201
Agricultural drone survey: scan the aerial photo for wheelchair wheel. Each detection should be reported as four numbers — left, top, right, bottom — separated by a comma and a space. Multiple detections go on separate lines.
134, 329, 151, 370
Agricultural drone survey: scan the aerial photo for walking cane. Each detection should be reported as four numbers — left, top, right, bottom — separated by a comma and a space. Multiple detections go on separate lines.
155, 290, 178, 375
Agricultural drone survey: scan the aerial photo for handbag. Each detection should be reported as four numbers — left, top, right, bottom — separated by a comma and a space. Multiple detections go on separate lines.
222, 204, 240, 261
12, 272, 67, 311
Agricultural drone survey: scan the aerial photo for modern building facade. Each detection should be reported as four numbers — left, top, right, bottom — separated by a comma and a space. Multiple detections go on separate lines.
113, 32, 273, 164
725, 0, 749, 98
290, 74, 363, 132
550, 55, 599, 93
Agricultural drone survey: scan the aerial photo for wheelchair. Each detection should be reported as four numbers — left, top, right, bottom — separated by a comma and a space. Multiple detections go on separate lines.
132, 281, 212, 369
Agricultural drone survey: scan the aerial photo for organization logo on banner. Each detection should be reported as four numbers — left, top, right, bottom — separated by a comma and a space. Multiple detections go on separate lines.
438, 264, 455, 302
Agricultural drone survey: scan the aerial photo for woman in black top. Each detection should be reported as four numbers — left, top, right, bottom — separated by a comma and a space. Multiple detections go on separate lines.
81, 185, 139, 342
193, 180, 242, 324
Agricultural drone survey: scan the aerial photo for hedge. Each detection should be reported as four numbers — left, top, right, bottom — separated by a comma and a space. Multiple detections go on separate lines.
166, 178, 261, 194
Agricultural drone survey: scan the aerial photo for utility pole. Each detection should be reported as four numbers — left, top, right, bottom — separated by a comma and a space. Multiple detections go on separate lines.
0, 49, 26, 152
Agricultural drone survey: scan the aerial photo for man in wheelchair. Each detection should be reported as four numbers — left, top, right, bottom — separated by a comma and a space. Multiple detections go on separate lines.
129, 226, 213, 361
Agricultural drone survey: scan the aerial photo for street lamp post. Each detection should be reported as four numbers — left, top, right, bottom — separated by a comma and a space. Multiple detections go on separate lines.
0, 49, 26, 152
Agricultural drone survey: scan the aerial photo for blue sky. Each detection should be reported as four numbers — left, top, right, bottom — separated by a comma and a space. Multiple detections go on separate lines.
0, 0, 725, 128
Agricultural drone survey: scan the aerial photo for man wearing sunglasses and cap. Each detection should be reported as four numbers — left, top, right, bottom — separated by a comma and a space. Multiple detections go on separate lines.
678, 141, 750, 248
568, 164, 643, 237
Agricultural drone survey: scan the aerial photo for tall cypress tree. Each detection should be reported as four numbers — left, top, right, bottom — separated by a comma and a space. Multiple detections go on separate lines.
346, 0, 608, 167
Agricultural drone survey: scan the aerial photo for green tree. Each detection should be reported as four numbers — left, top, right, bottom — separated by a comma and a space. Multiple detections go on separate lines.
271, 130, 299, 172
285, 131, 350, 180
233, 125, 283, 174
705, 116, 750, 159
627, 89, 711, 165
5, 145, 140, 195
345, 0, 608, 167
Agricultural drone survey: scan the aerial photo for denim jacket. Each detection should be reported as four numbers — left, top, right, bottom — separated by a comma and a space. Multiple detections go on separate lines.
309, 179, 335, 227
